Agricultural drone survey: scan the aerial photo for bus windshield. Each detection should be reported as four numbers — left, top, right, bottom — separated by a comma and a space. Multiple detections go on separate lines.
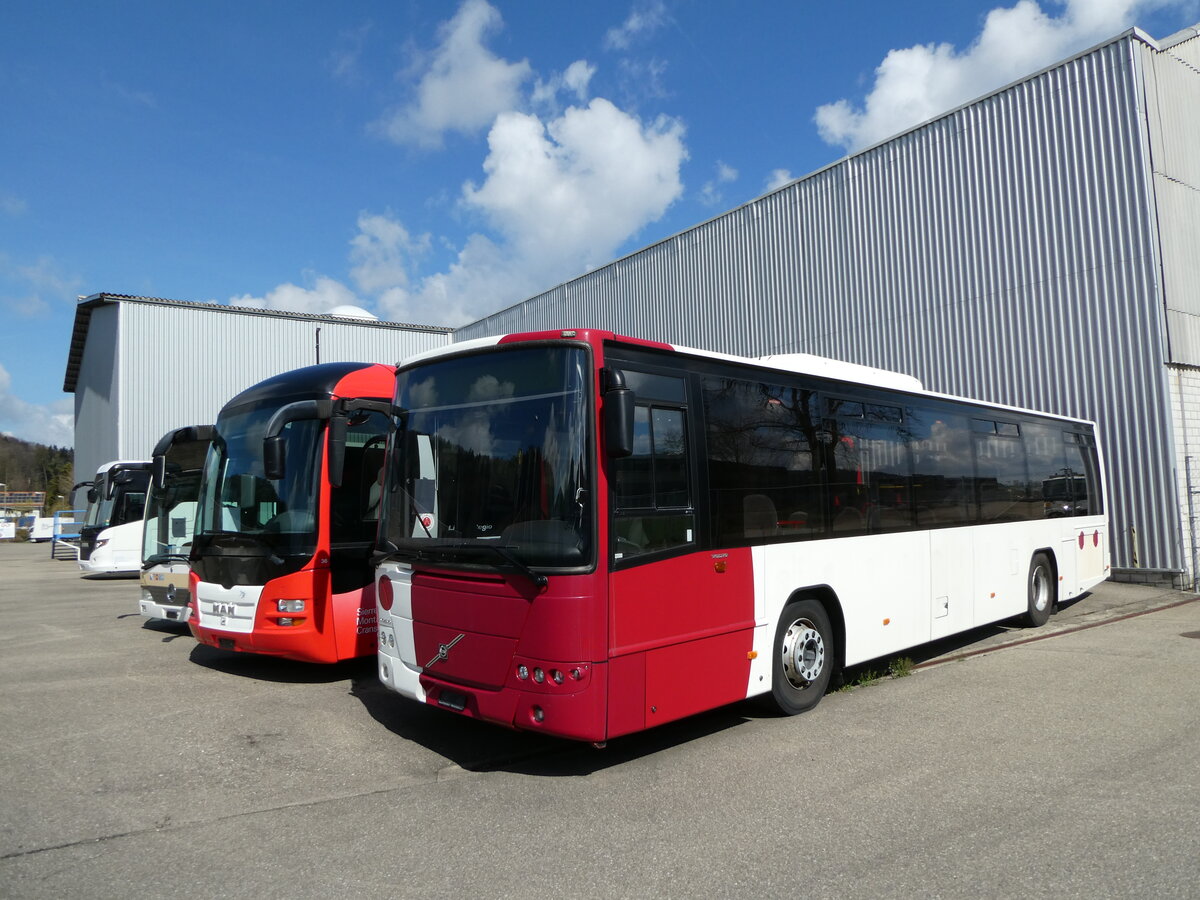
382, 345, 592, 570
196, 401, 323, 560
142, 470, 202, 566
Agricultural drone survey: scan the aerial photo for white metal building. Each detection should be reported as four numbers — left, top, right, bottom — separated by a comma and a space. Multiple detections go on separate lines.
63, 294, 450, 486
455, 25, 1200, 584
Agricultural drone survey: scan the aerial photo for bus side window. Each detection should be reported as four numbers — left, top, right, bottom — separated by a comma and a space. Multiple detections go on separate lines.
1064, 432, 1103, 516
826, 418, 912, 535
909, 407, 974, 527
702, 376, 823, 545
612, 403, 695, 560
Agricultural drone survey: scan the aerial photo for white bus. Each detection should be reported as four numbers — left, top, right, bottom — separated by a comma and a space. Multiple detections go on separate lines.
76, 460, 152, 577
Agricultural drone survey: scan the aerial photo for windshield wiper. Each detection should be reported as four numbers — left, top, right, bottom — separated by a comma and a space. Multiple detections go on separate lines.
395, 539, 548, 589
142, 553, 190, 569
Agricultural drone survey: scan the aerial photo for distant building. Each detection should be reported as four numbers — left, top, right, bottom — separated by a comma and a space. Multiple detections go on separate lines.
63, 294, 450, 486
457, 25, 1200, 585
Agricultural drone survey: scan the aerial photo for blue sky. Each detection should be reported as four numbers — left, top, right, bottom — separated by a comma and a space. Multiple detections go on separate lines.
2, 0, 1197, 447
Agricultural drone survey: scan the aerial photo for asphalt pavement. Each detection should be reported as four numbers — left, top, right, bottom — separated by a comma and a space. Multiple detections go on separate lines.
1, 539, 1197, 898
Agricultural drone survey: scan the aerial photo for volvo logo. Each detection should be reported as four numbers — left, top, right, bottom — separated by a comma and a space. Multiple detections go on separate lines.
425, 633, 465, 669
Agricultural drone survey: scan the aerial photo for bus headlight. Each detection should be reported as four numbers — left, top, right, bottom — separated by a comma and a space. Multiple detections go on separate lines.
277, 599, 306, 613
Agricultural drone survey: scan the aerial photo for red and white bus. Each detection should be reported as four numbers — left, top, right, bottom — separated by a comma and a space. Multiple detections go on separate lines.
189, 362, 395, 664
373, 330, 1108, 742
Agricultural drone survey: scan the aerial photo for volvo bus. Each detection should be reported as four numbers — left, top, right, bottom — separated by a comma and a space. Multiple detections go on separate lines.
74, 460, 152, 575
139, 425, 214, 623
188, 362, 395, 664
373, 330, 1108, 743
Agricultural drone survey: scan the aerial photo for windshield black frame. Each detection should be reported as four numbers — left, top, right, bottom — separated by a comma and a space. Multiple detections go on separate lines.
380, 342, 596, 575
193, 397, 325, 567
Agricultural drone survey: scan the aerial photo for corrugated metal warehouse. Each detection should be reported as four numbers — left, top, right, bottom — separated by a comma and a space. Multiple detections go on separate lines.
456, 24, 1200, 584
63, 294, 450, 486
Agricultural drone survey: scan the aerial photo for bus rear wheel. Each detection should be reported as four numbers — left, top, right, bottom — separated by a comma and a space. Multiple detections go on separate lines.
1023, 552, 1056, 627
770, 599, 834, 715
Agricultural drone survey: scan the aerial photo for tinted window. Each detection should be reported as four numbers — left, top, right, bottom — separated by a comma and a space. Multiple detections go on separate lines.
973, 432, 1033, 522
703, 376, 823, 544
909, 407, 975, 527
612, 374, 694, 560
824, 415, 912, 535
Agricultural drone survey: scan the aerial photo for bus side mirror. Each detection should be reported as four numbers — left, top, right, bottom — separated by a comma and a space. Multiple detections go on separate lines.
264, 436, 286, 480
87, 488, 98, 504
152, 455, 167, 492
328, 415, 348, 488
603, 368, 634, 458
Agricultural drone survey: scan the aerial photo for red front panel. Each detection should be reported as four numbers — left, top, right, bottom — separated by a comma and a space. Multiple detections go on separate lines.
409, 567, 609, 740
190, 567, 343, 663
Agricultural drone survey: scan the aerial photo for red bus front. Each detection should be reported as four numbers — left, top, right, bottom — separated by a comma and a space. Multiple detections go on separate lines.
189, 362, 394, 664
374, 332, 758, 742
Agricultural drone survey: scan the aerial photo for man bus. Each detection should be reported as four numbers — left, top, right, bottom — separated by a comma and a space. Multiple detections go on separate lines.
373, 329, 1108, 743
188, 362, 394, 664
139, 425, 213, 623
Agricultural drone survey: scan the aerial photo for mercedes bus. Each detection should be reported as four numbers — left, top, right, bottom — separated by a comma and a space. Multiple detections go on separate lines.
188, 362, 395, 663
139, 425, 214, 623
373, 330, 1108, 743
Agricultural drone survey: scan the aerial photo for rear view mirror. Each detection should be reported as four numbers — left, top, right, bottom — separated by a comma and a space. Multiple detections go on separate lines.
603, 368, 635, 458
327, 415, 348, 488
264, 436, 286, 480
152, 455, 167, 492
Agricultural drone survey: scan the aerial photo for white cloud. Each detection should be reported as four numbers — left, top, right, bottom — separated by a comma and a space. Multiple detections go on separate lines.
604, 1, 669, 50
765, 169, 794, 191
1, 194, 27, 216
532, 60, 597, 108
0, 254, 83, 319
349, 212, 430, 296
814, 0, 1191, 152
373, 0, 531, 148
230, 276, 359, 314
327, 22, 373, 84
0, 363, 74, 448
700, 161, 738, 206
371, 100, 687, 327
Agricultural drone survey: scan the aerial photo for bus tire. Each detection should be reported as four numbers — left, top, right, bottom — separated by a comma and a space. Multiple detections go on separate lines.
1023, 552, 1055, 627
770, 598, 834, 715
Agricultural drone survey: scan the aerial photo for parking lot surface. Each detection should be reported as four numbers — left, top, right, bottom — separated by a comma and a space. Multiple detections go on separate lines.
1, 540, 1197, 898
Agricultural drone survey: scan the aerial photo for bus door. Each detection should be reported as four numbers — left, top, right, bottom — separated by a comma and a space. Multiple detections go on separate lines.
607, 367, 753, 735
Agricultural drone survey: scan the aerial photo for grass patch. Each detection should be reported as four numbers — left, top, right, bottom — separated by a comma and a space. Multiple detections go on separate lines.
836, 656, 915, 691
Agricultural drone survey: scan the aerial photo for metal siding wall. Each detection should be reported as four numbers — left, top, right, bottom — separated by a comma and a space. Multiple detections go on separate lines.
456, 35, 1183, 571
1148, 32, 1200, 361
81, 302, 448, 483
72, 306, 121, 488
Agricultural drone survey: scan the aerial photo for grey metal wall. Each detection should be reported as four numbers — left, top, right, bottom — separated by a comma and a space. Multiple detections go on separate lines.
1146, 27, 1200, 364
71, 305, 120, 500
71, 299, 450, 484
458, 29, 1189, 573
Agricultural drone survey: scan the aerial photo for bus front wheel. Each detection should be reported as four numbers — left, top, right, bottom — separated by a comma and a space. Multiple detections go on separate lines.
770, 599, 835, 715
1023, 552, 1056, 627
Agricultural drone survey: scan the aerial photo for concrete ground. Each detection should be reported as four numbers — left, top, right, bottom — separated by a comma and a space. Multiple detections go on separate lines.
1, 539, 1197, 898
